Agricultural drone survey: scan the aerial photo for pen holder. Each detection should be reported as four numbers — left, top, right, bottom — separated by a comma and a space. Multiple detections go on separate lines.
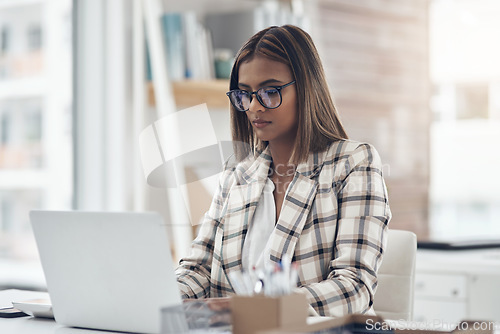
231, 293, 308, 334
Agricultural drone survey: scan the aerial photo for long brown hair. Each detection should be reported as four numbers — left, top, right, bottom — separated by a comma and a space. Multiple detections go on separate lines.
230, 25, 348, 164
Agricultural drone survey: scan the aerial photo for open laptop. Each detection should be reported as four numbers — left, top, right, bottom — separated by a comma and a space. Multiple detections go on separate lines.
30, 210, 182, 334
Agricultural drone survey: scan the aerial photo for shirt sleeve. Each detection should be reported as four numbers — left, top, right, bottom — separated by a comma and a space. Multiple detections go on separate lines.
295, 143, 391, 317
175, 168, 233, 299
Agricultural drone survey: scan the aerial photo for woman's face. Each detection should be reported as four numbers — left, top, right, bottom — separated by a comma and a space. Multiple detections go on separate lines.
238, 56, 298, 147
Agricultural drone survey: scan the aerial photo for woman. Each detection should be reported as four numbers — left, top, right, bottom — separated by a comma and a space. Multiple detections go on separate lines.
176, 25, 391, 317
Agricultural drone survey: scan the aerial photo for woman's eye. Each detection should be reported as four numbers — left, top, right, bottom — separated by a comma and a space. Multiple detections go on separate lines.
264, 89, 279, 96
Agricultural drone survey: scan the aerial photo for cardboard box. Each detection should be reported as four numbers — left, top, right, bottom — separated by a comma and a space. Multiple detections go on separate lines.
231, 293, 308, 334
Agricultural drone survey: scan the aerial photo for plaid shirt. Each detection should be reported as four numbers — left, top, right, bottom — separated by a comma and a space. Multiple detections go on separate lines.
176, 140, 391, 317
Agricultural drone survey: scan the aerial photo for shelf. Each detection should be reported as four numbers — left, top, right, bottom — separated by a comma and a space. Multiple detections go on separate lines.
148, 79, 229, 110
163, 0, 256, 15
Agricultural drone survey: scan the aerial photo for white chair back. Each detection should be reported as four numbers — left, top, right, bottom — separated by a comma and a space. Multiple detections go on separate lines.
373, 229, 417, 321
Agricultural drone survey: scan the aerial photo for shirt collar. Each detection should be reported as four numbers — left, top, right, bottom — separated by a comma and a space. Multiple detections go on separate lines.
234, 144, 330, 184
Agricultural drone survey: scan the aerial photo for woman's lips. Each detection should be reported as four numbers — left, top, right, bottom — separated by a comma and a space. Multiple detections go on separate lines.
253, 120, 271, 128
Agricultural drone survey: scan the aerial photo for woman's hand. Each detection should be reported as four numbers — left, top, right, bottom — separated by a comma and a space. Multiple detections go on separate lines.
205, 297, 232, 311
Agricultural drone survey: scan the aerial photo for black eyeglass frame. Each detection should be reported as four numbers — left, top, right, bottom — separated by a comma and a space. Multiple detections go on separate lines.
226, 80, 296, 112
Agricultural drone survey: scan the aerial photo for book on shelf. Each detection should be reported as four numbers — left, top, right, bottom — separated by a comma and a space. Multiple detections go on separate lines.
182, 12, 215, 80
145, 5, 307, 83
161, 12, 185, 81
146, 12, 216, 82
205, 6, 308, 57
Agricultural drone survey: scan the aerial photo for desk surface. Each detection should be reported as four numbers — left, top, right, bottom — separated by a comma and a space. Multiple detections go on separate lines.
0, 316, 110, 334
3, 313, 500, 334
0, 289, 88, 334
3, 283, 500, 334
417, 248, 500, 274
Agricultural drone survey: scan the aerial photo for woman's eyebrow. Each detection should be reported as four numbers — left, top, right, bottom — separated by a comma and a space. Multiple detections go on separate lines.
258, 78, 283, 86
238, 78, 283, 89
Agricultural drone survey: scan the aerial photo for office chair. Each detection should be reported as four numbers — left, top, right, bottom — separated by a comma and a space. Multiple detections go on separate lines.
373, 229, 417, 321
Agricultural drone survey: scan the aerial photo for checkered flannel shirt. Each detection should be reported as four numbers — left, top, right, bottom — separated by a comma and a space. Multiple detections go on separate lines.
176, 140, 391, 317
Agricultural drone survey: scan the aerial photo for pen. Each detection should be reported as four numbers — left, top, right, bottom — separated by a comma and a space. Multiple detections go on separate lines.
289, 262, 299, 291
281, 254, 291, 294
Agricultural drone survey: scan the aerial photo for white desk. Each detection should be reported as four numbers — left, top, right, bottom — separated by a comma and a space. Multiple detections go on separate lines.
5, 314, 499, 334
0, 307, 317, 334
415, 248, 500, 323
0, 289, 105, 334
0, 316, 111, 334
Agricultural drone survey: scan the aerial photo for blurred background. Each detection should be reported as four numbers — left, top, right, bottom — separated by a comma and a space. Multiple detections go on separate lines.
0, 0, 499, 304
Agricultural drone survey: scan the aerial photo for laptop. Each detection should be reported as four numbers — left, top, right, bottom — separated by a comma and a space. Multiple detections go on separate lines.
30, 210, 182, 334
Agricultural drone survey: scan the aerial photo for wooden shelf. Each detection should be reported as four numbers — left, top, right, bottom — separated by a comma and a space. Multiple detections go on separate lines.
148, 79, 230, 109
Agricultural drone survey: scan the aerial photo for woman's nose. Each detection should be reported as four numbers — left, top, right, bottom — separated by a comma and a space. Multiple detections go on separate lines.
247, 94, 264, 113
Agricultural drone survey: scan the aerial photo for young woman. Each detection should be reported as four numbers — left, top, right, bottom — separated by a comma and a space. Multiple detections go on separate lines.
176, 25, 391, 318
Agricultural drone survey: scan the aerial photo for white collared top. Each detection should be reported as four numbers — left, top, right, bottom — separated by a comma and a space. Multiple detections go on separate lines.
241, 177, 276, 271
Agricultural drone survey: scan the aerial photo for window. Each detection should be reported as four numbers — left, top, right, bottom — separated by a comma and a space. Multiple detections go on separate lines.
0, 1, 72, 275
27, 24, 43, 51
429, 0, 500, 240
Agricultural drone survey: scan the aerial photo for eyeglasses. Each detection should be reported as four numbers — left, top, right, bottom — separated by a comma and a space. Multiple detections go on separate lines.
226, 80, 296, 112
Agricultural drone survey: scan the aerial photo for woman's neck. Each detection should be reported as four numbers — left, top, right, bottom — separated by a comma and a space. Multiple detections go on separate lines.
268, 141, 296, 176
